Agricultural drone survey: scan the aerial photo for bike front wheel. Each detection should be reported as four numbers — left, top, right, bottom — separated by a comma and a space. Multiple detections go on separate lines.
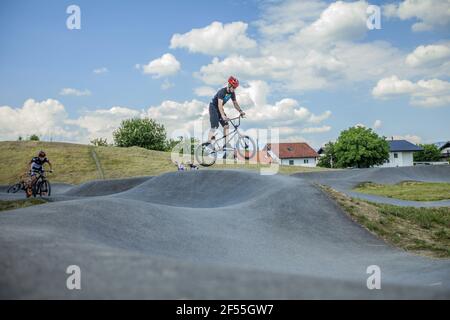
7, 183, 22, 193
34, 180, 51, 197
236, 135, 257, 160
195, 142, 217, 167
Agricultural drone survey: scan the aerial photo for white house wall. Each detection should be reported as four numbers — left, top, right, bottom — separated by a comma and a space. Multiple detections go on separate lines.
280, 158, 317, 167
378, 152, 414, 167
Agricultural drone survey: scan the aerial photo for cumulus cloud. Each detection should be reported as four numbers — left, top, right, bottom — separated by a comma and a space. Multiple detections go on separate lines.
292, 0, 369, 46
170, 21, 257, 55
138, 53, 181, 78
372, 75, 450, 107
66, 107, 140, 142
194, 86, 216, 97
406, 43, 450, 68
60, 88, 91, 96
255, 0, 327, 38
383, 0, 450, 32
0, 99, 76, 140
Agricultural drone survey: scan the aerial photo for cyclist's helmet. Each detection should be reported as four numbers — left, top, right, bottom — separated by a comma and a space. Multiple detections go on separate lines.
38, 150, 46, 157
228, 76, 239, 88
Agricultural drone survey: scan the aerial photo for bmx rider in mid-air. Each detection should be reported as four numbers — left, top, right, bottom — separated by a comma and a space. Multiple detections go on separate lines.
208, 76, 246, 149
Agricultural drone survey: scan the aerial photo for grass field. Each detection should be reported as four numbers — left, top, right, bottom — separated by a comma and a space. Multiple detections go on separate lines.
354, 181, 450, 201
0, 141, 332, 185
0, 198, 47, 212
324, 186, 450, 258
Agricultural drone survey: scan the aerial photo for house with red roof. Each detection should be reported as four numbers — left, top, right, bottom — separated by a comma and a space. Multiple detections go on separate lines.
264, 142, 319, 167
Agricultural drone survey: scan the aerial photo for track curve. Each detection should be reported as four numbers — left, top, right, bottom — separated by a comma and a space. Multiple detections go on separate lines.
0, 169, 449, 299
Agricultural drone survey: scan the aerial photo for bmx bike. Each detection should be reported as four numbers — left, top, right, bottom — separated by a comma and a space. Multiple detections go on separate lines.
195, 115, 257, 167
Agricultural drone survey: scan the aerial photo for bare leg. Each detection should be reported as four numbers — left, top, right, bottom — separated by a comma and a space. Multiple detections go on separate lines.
223, 125, 229, 147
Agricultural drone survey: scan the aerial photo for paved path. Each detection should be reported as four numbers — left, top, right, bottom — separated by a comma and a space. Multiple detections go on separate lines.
0, 168, 449, 299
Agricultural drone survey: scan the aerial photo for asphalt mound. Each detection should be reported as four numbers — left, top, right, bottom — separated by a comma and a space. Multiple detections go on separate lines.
116, 170, 288, 207
0, 169, 449, 299
63, 176, 151, 197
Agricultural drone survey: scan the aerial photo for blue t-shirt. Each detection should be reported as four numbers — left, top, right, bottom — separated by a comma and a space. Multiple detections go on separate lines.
210, 87, 236, 109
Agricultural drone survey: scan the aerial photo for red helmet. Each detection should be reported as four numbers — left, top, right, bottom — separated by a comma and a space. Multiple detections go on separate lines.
228, 76, 239, 88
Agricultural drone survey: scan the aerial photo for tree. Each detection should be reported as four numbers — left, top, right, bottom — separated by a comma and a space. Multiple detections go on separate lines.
166, 137, 199, 155
29, 134, 40, 141
90, 137, 109, 147
113, 118, 167, 151
17, 136, 23, 141
334, 126, 389, 168
414, 144, 441, 162
317, 142, 336, 168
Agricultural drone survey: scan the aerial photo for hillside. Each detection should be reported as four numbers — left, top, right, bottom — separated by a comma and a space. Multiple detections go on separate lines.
0, 141, 330, 185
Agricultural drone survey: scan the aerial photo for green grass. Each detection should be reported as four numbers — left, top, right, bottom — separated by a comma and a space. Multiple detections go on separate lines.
0, 141, 332, 185
323, 185, 450, 258
0, 198, 47, 212
354, 181, 450, 201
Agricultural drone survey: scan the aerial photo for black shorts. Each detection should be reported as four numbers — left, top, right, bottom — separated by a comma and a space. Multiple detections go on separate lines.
209, 104, 228, 129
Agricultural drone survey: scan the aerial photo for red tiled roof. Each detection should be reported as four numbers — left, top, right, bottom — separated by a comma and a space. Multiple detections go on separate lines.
235, 150, 273, 164
265, 143, 319, 159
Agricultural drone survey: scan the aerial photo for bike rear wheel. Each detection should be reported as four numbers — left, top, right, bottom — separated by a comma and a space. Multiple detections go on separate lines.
7, 183, 22, 193
39, 180, 51, 197
236, 135, 257, 160
195, 142, 217, 167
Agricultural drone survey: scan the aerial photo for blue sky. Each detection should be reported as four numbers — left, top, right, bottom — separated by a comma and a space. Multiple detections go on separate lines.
0, 0, 449, 148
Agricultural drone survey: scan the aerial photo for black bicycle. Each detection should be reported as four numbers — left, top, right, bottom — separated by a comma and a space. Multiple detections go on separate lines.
195, 115, 257, 167
32, 171, 52, 197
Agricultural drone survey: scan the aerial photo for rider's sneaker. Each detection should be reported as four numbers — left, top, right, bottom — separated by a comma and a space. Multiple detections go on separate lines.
26, 187, 32, 198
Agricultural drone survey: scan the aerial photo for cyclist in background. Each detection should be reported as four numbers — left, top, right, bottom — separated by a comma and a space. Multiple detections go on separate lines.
26, 150, 52, 197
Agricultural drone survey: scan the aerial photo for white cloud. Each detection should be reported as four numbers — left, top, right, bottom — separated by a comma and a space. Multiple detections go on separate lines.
373, 120, 382, 129
301, 126, 331, 133
66, 107, 140, 142
406, 43, 450, 67
0, 99, 76, 140
161, 80, 175, 90
391, 134, 422, 144
255, 0, 327, 38
170, 21, 257, 55
60, 88, 91, 96
139, 53, 181, 78
372, 75, 450, 107
194, 86, 216, 97
292, 0, 369, 46
93, 67, 109, 74
233, 81, 332, 137
0, 82, 332, 144
308, 110, 332, 124
383, 0, 450, 32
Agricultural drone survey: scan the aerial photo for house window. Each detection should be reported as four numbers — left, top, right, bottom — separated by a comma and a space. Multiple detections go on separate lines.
289, 160, 294, 165
304, 159, 309, 164
394, 153, 398, 158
